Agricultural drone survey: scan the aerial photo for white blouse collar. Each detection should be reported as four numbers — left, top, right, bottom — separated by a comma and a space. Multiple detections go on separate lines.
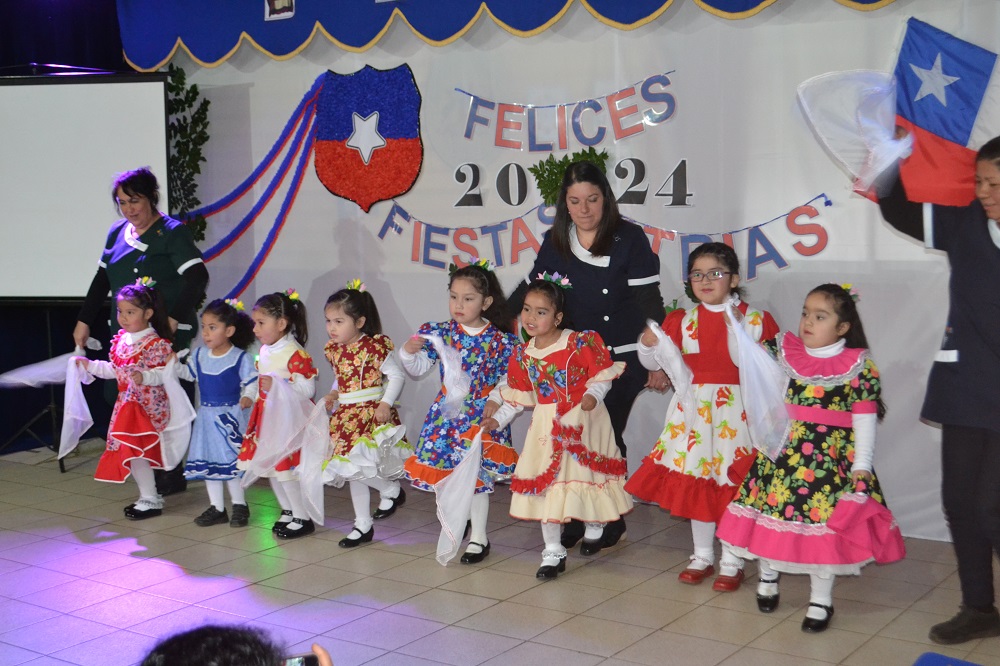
569, 225, 611, 267
123, 327, 155, 345
989, 219, 1000, 250
804, 338, 847, 358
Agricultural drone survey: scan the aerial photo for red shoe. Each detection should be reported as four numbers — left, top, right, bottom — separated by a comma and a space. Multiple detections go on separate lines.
712, 569, 746, 592
678, 564, 715, 585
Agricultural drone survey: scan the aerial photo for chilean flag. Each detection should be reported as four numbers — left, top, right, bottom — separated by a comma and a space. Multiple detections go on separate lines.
895, 18, 1000, 205
313, 65, 423, 213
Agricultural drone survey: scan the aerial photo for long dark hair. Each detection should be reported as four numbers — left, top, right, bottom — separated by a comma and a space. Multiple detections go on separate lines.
112, 167, 160, 209
449, 265, 513, 334
253, 291, 309, 346
977, 136, 1000, 165
686, 242, 745, 301
116, 282, 172, 341
524, 278, 571, 331
551, 161, 622, 258
325, 287, 382, 336
202, 299, 255, 350
808, 283, 886, 420
140, 625, 284, 666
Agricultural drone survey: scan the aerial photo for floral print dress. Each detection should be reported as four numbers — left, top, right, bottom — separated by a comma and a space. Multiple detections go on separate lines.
404, 320, 519, 494
322, 334, 412, 486
625, 301, 779, 522
716, 332, 902, 575
93, 328, 174, 483
502, 329, 633, 523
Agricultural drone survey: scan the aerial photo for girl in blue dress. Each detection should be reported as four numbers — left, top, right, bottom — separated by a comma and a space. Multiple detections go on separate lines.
181, 299, 258, 527
401, 261, 520, 564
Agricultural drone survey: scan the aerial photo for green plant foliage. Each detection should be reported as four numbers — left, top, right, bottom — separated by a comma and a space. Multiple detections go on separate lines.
166, 64, 210, 242
527, 147, 609, 206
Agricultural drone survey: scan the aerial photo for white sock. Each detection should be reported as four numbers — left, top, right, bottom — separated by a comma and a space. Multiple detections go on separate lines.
719, 542, 744, 577
466, 492, 490, 553
349, 481, 374, 532
584, 522, 604, 541
807, 574, 835, 619
227, 478, 246, 505
280, 479, 308, 521
690, 519, 716, 569
362, 476, 398, 510
270, 477, 291, 511
130, 459, 159, 501
205, 480, 225, 511
758, 560, 780, 596
541, 522, 567, 564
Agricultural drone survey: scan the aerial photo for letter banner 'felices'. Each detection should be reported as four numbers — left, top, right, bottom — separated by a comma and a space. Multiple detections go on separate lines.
314, 65, 424, 213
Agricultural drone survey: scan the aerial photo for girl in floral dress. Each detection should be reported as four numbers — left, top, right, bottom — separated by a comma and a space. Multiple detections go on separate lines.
320, 280, 412, 548
401, 261, 520, 564
491, 276, 632, 578
625, 243, 779, 591
716, 283, 903, 633
75, 281, 188, 520
237, 290, 318, 539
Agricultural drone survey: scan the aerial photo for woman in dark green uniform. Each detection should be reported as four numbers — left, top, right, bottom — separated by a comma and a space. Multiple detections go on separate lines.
74, 167, 208, 495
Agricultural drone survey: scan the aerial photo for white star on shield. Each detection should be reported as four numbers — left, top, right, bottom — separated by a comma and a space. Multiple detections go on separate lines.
346, 111, 387, 165
910, 53, 960, 106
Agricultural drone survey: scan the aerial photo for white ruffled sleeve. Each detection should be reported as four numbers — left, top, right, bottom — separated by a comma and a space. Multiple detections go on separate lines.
380, 353, 405, 405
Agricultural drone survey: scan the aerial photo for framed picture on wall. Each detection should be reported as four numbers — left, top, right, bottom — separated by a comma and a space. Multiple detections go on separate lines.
265, 0, 294, 21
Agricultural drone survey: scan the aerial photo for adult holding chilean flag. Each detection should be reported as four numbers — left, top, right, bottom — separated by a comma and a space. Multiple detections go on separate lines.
876, 19, 1000, 646
799, 17, 1000, 646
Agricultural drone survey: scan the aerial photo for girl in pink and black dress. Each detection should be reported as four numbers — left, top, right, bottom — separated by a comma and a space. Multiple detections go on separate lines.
75, 281, 184, 520
716, 284, 903, 633
237, 290, 318, 539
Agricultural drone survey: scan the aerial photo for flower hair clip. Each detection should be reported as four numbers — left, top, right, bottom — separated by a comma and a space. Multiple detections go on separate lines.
225, 298, 244, 311
285, 288, 300, 301
345, 278, 366, 292
840, 283, 860, 303
538, 271, 572, 289
135, 276, 156, 288
448, 257, 496, 275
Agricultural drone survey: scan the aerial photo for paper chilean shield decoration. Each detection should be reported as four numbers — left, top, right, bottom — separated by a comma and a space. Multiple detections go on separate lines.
314, 65, 423, 212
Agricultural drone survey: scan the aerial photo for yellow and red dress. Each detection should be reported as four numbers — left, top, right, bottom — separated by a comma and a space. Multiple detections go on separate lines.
502, 329, 633, 524
237, 334, 317, 482
322, 334, 412, 485
91, 328, 174, 483
625, 301, 779, 523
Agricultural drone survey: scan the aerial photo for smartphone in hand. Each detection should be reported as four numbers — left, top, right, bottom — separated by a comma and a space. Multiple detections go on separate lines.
284, 655, 319, 666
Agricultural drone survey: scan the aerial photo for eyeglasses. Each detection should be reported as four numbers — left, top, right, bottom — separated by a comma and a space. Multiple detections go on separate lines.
688, 270, 731, 282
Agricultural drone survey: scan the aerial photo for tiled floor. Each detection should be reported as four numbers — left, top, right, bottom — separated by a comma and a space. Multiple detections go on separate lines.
1, 442, 998, 666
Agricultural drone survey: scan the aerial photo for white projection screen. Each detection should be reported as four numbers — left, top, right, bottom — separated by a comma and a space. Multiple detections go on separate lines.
0, 74, 169, 299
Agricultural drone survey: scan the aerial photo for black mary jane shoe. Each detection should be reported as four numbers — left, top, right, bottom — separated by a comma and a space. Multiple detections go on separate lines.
372, 488, 406, 520
580, 538, 603, 556
272, 509, 293, 533
460, 541, 491, 564
560, 519, 585, 548
536, 557, 567, 579
601, 517, 627, 547
274, 518, 315, 540
338, 526, 374, 548
756, 593, 780, 613
123, 502, 163, 521
801, 603, 834, 633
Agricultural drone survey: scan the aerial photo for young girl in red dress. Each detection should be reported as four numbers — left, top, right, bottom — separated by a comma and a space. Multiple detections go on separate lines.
75, 281, 189, 520
625, 243, 779, 591
237, 290, 318, 539
320, 280, 412, 548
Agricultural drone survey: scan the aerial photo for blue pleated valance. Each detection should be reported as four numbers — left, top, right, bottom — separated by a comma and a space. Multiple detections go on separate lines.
117, 0, 896, 71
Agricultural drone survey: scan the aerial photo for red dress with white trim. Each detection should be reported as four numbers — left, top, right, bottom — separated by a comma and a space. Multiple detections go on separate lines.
502, 329, 633, 523
237, 335, 318, 482
625, 302, 779, 522
715, 332, 904, 575
93, 329, 173, 483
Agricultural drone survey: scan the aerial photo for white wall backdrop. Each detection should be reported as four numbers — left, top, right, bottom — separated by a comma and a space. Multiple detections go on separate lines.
169, 0, 1000, 540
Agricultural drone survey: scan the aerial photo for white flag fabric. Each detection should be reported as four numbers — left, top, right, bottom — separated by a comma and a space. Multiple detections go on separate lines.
59, 355, 96, 459
158, 358, 197, 471
797, 70, 913, 191
298, 400, 336, 524
645, 320, 697, 430
725, 302, 789, 462
434, 429, 482, 566
420, 334, 471, 420
0, 339, 101, 388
